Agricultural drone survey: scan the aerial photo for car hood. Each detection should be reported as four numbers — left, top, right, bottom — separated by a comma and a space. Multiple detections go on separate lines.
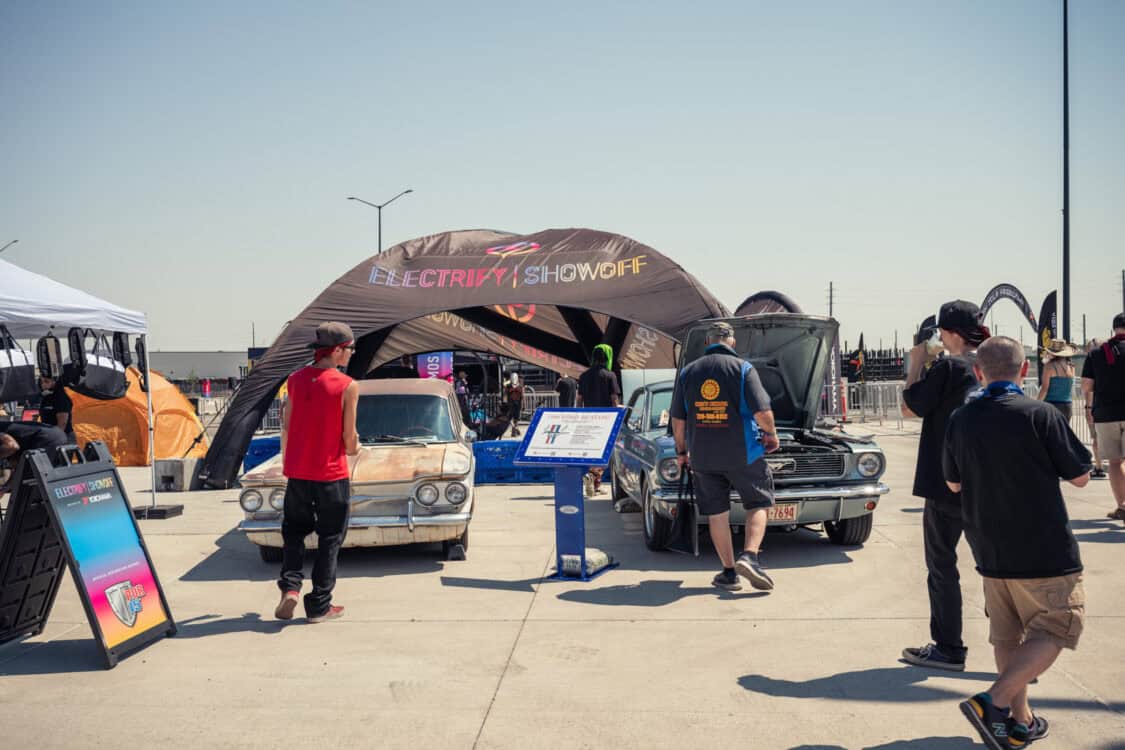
680, 314, 839, 432
239, 443, 470, 485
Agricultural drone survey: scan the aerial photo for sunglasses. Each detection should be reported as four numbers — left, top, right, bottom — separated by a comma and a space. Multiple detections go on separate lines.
339, 344, 356, 352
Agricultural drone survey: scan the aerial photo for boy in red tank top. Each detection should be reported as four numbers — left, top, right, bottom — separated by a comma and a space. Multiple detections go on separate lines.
274, 322, 360, 623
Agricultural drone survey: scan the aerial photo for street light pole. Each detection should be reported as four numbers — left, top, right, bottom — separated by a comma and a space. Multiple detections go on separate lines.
347, 189, 413, 253
0, 239, 18, 255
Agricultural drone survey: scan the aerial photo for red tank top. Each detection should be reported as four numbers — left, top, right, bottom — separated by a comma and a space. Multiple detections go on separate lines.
283, 366, 353, 482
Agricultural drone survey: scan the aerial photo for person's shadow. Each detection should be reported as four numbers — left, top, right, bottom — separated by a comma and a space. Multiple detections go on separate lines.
739, 665, 994, 703
790, 742, 975, 750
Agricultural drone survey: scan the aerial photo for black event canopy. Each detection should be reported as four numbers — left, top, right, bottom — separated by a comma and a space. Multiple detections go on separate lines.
201, 228, 727, 487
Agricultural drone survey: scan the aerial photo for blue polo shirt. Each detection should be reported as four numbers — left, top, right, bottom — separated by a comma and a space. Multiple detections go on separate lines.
670, 344, 771, 472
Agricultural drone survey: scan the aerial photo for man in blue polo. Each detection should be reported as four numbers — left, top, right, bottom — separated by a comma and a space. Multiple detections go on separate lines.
671, 321, 780, 591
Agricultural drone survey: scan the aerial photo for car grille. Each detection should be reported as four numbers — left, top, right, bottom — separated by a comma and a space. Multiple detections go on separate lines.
776, 454, 845, 480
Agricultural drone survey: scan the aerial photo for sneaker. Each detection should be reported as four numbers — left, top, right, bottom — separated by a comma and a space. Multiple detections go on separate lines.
1025, 714, 1048, 742
712, 570, 742, 591
1091, 467, 1107, 479
959, 693, 1020, 750
582, 473, 595, 498
274, 591, 299, 620
735, 552, 775, 591
901, 643, 966, 671
1106, 508, 1125, 521
307, 605, 345, 623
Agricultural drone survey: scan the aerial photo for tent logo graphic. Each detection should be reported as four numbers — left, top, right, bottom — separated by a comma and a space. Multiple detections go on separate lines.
494, 303, 537, 323
484, 241, 540, 258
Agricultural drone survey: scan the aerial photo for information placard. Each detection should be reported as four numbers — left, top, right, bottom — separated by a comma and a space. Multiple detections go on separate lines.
514, 407, 626, 467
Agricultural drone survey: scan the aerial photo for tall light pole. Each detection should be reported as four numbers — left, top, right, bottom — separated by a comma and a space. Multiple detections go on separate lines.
1062, 0, 1072, 341
0, 239, 18, 255
347, 189, 413, 253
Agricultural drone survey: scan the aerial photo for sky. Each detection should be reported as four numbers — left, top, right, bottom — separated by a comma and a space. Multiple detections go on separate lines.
2, 1, 1123, 354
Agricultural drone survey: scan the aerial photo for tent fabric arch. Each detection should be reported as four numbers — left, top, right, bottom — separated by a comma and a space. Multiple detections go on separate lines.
69, 367, 208, 466
201, 227, 726, 488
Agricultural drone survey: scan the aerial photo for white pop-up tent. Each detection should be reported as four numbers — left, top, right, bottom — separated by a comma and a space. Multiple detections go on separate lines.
1, 258, 163, 511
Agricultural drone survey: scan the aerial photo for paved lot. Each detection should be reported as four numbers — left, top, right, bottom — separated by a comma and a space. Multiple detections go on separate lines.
2, 427, 1123, 749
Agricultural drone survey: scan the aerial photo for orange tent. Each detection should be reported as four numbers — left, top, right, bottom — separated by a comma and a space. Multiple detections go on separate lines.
70, 367, 208, 466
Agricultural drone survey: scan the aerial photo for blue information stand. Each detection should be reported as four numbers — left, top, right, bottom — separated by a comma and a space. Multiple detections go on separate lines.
514, 407, 626, 581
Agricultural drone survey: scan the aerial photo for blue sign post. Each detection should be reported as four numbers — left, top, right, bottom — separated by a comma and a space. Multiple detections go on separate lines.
514, 407, 626, 581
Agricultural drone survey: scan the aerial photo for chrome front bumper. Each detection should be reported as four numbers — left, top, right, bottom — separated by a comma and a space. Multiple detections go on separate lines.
652, 482, 890, 525
239, 511, 472, 548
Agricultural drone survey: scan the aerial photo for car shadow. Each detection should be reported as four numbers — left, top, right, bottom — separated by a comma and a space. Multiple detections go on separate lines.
556, 579, 766, 606
178, 529, 444, 583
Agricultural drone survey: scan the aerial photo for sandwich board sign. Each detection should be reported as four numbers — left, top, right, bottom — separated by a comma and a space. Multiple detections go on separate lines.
0, 442, 175, 668
514, 407, 625, 581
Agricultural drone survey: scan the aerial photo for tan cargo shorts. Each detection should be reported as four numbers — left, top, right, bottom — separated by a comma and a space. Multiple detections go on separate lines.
983, 573, 1085, 650
1094, 420, 1125, 460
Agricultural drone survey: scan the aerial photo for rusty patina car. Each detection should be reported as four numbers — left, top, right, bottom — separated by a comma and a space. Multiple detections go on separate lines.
237, 378, 475, 562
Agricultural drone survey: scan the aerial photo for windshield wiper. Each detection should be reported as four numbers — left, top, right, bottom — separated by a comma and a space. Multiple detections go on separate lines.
363, 434, 427, 446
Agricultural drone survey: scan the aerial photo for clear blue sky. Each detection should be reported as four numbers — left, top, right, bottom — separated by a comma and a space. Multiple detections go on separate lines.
2, 1, 1123, 352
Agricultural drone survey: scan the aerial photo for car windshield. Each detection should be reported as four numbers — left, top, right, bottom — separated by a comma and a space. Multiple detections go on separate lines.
356, 394, 455, 444
649, 389, 673, 430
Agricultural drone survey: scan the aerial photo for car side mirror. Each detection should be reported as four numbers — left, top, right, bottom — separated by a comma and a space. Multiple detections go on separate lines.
465, 430, 477, 443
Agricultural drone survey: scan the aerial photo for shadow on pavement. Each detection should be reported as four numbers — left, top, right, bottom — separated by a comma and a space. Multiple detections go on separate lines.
739, 666, 994, 703
557, 579, 766, 606
179, 529, 443, 583
174, 612, 289, 638
790, 743, 976, 750
900, 507, 924, 514
1069, 518, 1125, 544
0, 637, 106, 675
441, 575, 539, 593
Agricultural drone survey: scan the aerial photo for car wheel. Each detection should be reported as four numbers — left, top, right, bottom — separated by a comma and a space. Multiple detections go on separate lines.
641, 481, 673, 551
443, 529, 469, 561
824, 514, 874, 545
610, 464, 626, 501
258, 545, 283, 563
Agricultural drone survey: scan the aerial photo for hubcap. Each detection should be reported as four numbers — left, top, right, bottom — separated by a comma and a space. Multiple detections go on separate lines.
643, 488, 654, 536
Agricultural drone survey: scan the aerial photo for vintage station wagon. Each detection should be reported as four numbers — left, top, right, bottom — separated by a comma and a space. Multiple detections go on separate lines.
237, 378, 475, 562
610, 314, 889, 550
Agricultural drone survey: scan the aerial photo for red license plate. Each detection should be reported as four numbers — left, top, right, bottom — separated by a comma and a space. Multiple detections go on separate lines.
767, 503, 798, 522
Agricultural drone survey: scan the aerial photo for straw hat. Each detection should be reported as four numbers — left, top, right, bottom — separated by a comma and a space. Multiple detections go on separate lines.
1040, 339, 1081, 358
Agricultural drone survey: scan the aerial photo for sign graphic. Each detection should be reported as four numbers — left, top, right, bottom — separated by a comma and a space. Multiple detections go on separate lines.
484, 241, 541, 257
416, 351, 454, 380
515, 408, 626, 466
47, 470, 171, 650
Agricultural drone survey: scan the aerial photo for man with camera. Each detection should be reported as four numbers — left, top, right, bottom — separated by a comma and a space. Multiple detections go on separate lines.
900, 300, 989, 671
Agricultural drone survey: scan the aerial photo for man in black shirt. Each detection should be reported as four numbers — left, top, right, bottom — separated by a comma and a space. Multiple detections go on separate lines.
577, 347, 621, 495
900, 299, 988, 671
38, 375, 76, 441
554, 372, 577, 408
944, 336, 1090, 749
670, 321, 779, 592
1081, 312, 1125, 521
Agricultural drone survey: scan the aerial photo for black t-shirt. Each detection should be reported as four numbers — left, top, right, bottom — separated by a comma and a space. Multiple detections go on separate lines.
577, 366, 620, 408
902, 355, 979, 505
38, 388, 75, 436
1080, 337, 1125, 422
943, 391, 1090, 578
669, 344, 771, 472
555, 376, 577, 408
1, 421, 70, 454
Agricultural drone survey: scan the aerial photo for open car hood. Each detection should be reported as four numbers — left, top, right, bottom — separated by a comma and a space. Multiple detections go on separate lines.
680, 314, 839, 432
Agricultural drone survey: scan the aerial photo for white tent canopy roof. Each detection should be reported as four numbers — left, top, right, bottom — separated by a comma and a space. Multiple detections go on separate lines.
0, 258, 147, 338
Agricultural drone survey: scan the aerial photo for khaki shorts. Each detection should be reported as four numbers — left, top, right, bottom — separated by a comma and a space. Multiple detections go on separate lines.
983, 573, 1085, 650
1095, 420, 1125, 460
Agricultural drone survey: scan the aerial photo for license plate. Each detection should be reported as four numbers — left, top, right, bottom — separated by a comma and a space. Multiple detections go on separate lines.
767, 503, 798, 522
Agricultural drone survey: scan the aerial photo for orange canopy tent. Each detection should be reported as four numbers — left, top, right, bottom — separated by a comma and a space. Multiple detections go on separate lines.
70, 367, 208, 466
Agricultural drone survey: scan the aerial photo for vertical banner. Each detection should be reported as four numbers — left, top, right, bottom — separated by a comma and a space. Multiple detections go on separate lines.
822, 336, 842, 416
1037, 291, 1057, 385
416, 351, 454, 380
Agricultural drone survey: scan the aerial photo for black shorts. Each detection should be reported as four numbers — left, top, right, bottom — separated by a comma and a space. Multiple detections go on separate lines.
692, 459, 775, 517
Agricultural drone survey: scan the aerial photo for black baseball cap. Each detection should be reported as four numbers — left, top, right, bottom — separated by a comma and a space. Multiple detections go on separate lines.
307, 321, 355, 349
938, 300, 982, 332
1114, 312, 1125, 330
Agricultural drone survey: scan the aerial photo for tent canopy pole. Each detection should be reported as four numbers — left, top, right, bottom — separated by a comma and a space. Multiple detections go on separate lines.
142, 333, 157, 506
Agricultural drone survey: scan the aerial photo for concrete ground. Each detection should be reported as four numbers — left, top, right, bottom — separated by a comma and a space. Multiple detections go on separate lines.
2, 427, 1123, 750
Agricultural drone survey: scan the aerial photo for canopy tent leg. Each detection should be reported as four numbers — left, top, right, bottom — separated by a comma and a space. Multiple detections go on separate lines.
133, 334, 183, 520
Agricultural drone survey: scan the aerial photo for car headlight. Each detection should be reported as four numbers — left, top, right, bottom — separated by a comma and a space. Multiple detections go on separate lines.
415, 483, 440, 506
442, 451, 471, 476
239, 489, 263, 512
856, 452, 884, 478
658, 458, 681, 484
445, 482, 468, 505
268, 488, 286, 510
